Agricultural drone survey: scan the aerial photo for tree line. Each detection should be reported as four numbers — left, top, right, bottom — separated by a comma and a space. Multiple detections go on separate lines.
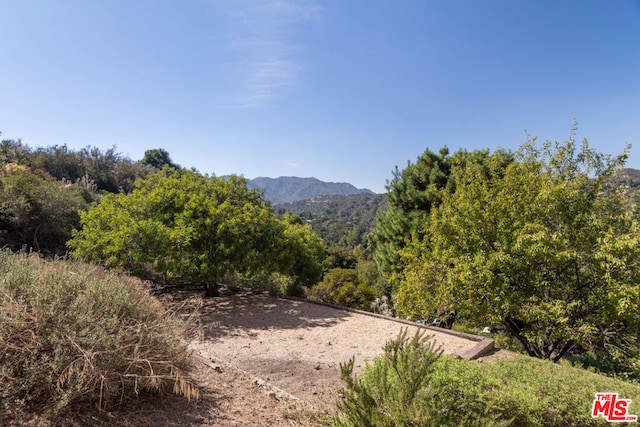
2, 128, 638, 380
0, 136, 179, 253
0, 135, 327, 297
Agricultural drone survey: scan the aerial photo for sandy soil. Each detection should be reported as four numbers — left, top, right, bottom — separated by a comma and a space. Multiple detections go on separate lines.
186, 289, 487, 411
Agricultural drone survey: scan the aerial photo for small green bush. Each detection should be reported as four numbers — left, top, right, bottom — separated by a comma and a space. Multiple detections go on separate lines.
334, 328, 640, 426
0, 251, 196, 417
335, 328, 444, 426
307, 268, 375, 310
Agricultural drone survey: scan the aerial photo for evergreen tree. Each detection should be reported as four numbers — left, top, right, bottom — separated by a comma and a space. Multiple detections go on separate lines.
374, 146, 510, 293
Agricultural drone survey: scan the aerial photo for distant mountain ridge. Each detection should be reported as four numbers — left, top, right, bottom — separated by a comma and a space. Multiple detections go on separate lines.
248, 176, 375, 204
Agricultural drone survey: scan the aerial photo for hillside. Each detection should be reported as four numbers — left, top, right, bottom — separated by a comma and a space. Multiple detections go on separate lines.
248, 176, 374, 204
277, 193, 387, 249
613, 168, 640, 184
607, 168, 640, 204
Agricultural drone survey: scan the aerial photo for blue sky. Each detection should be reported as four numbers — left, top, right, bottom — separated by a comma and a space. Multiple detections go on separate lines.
1, 0, 639, 193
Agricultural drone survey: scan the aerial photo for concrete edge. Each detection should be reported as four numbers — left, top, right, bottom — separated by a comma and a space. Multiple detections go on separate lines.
460, 338, 495, 360
280, 294, 483, 341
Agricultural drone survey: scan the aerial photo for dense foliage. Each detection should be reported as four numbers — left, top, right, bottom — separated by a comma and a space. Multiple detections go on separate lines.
307, 268, 376, 310
0, 163, 90, 253
0, 164, 91, 253
0, 251, 195, 418
279, 193, 386, 251
0, 138, 157, 194
141, 148, 180, 170
373, 146, 512, 293
0, 136, 173, 254
335, 329, 640, 426
396, 137, 640, 371
68, 168, 325, 296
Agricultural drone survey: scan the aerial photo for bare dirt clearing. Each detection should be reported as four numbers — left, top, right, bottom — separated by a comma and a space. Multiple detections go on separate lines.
185, 290, 492, 411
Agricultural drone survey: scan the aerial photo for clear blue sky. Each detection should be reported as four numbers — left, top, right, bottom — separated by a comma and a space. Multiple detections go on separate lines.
1, 0, 639, 193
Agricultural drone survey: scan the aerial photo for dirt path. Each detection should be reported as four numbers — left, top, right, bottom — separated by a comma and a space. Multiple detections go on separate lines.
187, 291, 492, 410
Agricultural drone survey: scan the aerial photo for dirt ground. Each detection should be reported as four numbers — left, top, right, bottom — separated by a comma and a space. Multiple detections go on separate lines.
187, 290, 488, 411
10, 289, 495, 426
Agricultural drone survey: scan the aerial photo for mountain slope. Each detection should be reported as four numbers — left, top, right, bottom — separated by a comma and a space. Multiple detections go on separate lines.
248, 176, 374, 204
277, 193, 387, 249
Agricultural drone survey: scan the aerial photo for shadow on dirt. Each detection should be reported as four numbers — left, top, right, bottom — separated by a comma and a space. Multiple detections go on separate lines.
201, 293, 350, 340
167, 287, 351, 341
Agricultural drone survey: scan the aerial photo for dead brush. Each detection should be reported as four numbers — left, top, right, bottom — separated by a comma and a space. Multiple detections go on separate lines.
0, 250, 198, 417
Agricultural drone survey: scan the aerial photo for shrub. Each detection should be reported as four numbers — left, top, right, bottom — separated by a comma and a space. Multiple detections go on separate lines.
0, 164, 89, 253
334, 328, 640, 426
484, 357, 640, 426
335, 328, 446, 426
307, 268, 375, 310
0, 251, 196, 418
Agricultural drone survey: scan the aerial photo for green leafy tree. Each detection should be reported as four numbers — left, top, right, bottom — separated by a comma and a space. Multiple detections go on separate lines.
374, 147, 511, 294
274, 213, 326, 288
323, 245, 358, 270
0, 164, 89, 253
397, 135, 640, 364
113, 158, 156, 194
141, 148, 179, 169
0, 137, 31, 165
68, 168, 325, 296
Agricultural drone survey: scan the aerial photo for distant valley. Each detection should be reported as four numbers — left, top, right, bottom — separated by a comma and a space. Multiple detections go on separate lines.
245, 168, 640, 250
244, 176, 385, 249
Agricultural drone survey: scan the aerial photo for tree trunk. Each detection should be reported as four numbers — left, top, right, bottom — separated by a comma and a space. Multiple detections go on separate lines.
204, 282, 219, 297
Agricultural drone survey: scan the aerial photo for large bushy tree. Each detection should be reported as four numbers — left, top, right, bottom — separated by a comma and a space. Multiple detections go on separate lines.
141, 148, 179, 170
374, 146, 511, 294
68, 168, 325, 296
397, 136, 640, 365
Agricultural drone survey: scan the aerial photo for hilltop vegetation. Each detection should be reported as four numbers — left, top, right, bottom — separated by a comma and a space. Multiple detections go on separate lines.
277, 193, 386, 249
2, 129, 640, 425
0, 138, 165, 254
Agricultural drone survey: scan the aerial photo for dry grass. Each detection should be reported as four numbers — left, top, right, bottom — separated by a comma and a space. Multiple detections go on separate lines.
0, 251, 197, 423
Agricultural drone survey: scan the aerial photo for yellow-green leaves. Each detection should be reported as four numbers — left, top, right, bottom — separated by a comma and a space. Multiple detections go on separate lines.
68, 168, 325, 291
397, 136, 639, 367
